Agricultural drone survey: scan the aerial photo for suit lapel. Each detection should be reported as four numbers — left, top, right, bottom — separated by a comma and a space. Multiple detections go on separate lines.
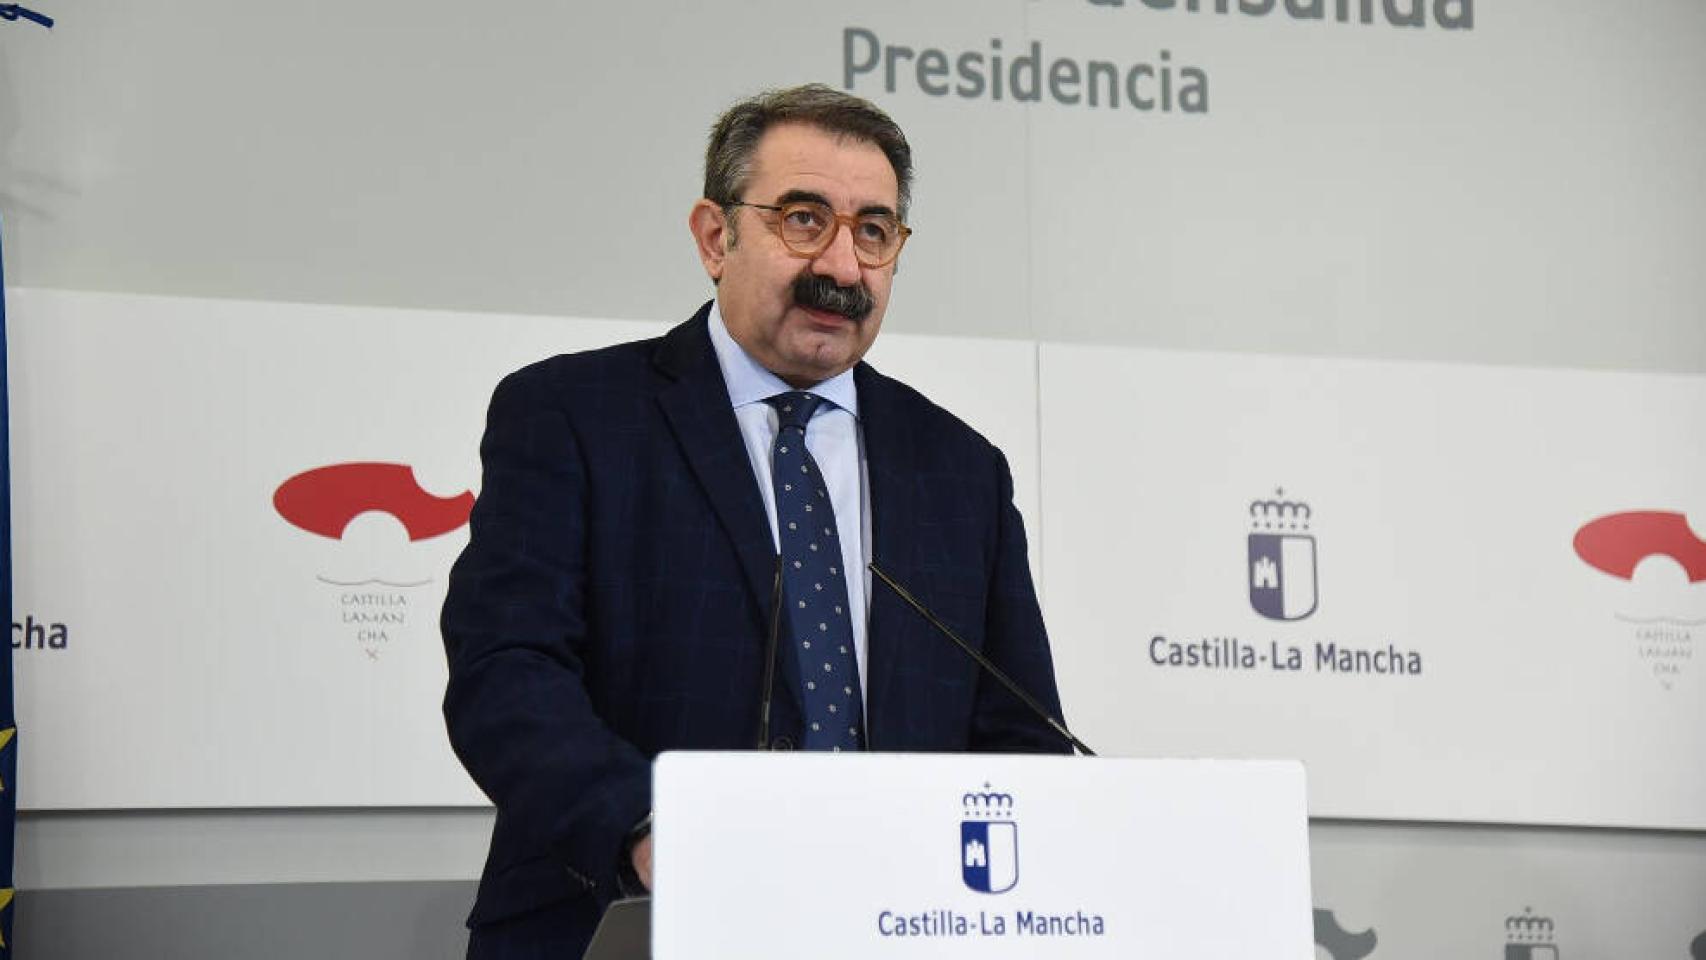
855, 363, 920, 748
654, 305, 779, 639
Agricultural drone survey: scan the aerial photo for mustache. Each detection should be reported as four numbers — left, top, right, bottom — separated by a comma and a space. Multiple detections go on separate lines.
792, 273, 875, 322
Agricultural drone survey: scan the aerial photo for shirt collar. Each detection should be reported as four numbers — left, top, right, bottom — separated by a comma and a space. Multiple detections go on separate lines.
707, 299, 859, 417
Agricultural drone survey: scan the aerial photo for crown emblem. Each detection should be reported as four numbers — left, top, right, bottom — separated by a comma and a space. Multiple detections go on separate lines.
1250, 488, 1312, 532
1505, 907, 1556, 944
962, 783, 1015, 819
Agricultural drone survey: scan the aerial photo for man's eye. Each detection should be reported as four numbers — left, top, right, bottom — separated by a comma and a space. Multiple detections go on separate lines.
858, 219, 893, 245
784, 208, 827, 230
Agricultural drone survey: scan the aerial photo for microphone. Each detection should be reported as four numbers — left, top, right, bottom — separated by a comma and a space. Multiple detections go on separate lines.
755, 555, 784, 749
0, 5, 55, 29
869, 562, 1095, 757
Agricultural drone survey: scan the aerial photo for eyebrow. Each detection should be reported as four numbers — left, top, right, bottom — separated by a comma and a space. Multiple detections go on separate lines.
774, 188, 897, 220
775, 189, 831, 208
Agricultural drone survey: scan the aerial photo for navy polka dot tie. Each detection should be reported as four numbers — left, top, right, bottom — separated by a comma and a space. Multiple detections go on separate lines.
766, 391, 864, 751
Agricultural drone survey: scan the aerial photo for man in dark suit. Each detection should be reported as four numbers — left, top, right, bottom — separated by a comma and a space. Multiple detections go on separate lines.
441, 84, 1069, 958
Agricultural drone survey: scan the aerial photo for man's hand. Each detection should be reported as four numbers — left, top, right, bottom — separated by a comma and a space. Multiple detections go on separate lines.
631, 835, 654, 892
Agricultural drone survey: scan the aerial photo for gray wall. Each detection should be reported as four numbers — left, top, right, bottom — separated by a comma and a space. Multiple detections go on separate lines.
5, 0, 1703, 374
16, 879, 473, 959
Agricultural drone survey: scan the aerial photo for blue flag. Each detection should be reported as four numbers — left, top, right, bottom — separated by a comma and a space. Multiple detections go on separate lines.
0, 215, 18, 956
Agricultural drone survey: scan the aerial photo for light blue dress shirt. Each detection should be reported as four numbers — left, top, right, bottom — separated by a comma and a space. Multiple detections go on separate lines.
707, 301, 872, 703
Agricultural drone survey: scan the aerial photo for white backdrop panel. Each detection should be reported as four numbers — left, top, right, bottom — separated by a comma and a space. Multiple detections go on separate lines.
1039, 342, 1706, 830
6, 288, 1040, 809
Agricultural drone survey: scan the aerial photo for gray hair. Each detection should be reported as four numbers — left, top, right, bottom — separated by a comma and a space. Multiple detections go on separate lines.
704, 84, 914, 223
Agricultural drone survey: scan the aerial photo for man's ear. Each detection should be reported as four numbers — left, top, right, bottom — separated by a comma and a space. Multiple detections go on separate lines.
688, 199, 729, 282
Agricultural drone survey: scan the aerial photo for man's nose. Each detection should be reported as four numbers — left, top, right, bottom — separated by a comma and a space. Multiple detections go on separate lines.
811, 222, 864, 286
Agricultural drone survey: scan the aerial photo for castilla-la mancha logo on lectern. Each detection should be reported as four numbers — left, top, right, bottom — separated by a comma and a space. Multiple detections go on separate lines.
960, 784, 1019, 894
1249, 489, 1319, 622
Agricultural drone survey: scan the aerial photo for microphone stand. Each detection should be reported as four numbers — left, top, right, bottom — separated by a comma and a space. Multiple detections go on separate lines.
869, 562, 1096, 757
755, 556, 784, 749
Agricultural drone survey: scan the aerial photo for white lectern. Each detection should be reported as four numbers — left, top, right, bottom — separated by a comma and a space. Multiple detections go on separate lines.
583, 752, 1315, 959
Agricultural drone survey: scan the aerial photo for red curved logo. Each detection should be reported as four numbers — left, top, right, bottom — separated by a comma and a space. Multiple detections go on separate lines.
273, 463, 473, 542
1573, 511, 1706, 583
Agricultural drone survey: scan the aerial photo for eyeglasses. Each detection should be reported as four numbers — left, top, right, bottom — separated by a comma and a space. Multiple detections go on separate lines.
726, 200, 912, 268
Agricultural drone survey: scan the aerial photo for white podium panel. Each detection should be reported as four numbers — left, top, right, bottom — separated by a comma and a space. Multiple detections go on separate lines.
653, 752, 1312, 960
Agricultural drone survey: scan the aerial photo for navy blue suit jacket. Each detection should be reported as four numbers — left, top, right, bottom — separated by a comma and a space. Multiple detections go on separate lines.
441, 304, 1067, 954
